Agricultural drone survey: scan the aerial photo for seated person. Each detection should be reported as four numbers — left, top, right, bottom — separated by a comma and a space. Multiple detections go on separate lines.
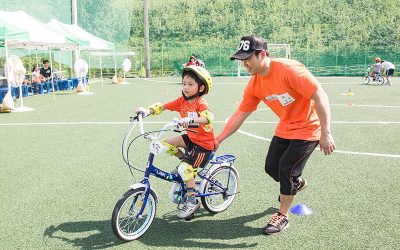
0, 67, 6, 87
32, 66, 45, 83
23, 76, 31, 86
196, 58, 205, 68
185, 56, 197, 66
40, 59, 59, 91
32, 66, 45, 94
40, 59, 52, 81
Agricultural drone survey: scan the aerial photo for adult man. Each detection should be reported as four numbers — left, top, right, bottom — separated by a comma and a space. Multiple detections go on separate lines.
215, 35, 335, 235
380, 59, 395, 85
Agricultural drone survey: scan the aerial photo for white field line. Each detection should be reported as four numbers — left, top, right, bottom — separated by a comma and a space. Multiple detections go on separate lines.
258, 104, 400, 110
1, 120, 400, 126
143, 78, 180, 83
237, 129, 400, 158
144, 78, 247, 85
142, 77, 364, 85
330, 104, 400, 108
1, 120, 399, 157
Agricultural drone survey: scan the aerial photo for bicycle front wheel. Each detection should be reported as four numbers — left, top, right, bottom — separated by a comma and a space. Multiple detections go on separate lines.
111, 187, 157, 241
200, 166, 238, 213
362, 76, 370, 84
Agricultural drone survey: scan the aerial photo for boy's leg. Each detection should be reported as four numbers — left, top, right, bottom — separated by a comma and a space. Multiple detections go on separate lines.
177, 141, 212, 219
163, 136, 186, 159
176, 161, 200, 219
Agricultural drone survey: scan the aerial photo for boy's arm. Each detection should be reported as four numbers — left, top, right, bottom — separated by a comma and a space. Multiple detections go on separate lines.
197, 110, 214, 125
179, 110, 213, 127
148, 102, 165, 115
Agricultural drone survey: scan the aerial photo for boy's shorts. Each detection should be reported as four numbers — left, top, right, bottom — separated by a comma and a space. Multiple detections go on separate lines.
181, 134, 213, 169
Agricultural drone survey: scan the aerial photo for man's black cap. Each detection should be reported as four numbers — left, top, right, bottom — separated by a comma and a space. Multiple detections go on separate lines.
230, 35, 268, 60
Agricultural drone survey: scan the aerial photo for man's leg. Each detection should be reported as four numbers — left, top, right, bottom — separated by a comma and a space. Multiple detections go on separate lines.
265, 136, 289, 182
263, 139, 318, 235
278, 140, 318, 215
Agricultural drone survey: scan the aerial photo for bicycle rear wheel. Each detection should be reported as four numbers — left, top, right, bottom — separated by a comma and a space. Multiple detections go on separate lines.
200, 166, 238, 213
362, 76, 370, 84
377, 76, 385, 85
111, 187, 157, 241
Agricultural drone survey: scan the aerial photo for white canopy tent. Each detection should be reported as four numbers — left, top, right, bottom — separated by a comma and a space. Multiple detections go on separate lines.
0, 11, 85, 50
0, 10, 86, 101
47, 19, 114, 51
47, 19, 116, 84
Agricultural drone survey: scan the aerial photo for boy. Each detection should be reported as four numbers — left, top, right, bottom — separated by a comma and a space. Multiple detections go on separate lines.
370, 57, 382, 80
137, 66, 214, 219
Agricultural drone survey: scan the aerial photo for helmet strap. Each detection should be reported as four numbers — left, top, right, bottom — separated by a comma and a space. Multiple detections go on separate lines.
182, 90, 199, 101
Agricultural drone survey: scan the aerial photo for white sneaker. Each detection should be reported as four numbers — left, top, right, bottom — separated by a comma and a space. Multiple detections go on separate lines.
177, 201, 200, 219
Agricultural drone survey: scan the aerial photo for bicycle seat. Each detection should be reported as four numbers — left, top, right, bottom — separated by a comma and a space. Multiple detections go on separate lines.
210, 154, 236, 164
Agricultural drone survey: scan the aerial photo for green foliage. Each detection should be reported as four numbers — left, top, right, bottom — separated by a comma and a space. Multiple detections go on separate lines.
125, 0, 400, 75
77, 0, 133, 49
0, 0, 72, 23
127, 0, 400, 51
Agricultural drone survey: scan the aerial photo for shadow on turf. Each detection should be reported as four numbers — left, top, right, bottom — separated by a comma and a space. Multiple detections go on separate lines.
42, 207, 278, 249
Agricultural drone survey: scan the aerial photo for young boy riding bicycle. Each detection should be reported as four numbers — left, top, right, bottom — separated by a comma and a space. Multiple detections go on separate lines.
137, 66, 214, 219
369, 57, 382, 80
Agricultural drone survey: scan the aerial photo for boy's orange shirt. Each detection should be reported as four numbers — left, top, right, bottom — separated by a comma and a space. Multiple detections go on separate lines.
239, 58, 321, 140
164, 96, 215, 150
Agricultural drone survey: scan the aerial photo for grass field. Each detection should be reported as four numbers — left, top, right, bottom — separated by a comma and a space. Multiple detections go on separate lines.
1, 76, 399, 249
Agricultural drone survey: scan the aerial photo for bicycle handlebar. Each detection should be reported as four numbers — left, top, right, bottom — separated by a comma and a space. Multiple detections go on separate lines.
126, 113, 199, 149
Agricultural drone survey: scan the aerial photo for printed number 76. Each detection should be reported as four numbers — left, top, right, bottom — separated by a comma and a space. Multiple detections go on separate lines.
238, 40, 250, 51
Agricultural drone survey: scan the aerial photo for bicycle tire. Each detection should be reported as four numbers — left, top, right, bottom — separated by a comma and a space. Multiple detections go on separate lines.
377, 76, 385, 85
200, 166, 238, 213
111, 187, 157, 241
362, 76, 370, 85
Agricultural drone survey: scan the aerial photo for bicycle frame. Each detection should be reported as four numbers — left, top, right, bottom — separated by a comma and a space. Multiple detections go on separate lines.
129, 114, 235, 218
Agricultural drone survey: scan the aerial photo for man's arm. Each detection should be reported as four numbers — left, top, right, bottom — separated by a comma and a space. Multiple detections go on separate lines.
311, 86, 335, 155
215, 109, 252, 150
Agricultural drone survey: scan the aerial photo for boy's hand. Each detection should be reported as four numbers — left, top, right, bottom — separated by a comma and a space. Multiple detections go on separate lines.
136, 107, 151, 117
179, 117, 194, 128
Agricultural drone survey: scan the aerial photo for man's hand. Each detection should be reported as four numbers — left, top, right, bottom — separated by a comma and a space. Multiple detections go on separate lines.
319, 133, 335, 155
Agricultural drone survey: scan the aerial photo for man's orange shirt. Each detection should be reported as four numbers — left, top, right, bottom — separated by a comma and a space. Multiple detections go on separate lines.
164, 96, 215, 150
239, 58, 321, 140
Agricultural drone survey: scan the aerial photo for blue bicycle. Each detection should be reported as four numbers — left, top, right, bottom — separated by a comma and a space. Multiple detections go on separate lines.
111, 113, 239, 241
362, 67, 385, 85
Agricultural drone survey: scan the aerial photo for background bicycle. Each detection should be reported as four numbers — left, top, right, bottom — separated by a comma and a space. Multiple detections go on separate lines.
362, 67, 385, 85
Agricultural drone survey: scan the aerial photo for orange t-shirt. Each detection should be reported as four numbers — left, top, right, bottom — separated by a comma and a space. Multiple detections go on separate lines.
239, 58, 321, 140
164, 96, 215, 150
